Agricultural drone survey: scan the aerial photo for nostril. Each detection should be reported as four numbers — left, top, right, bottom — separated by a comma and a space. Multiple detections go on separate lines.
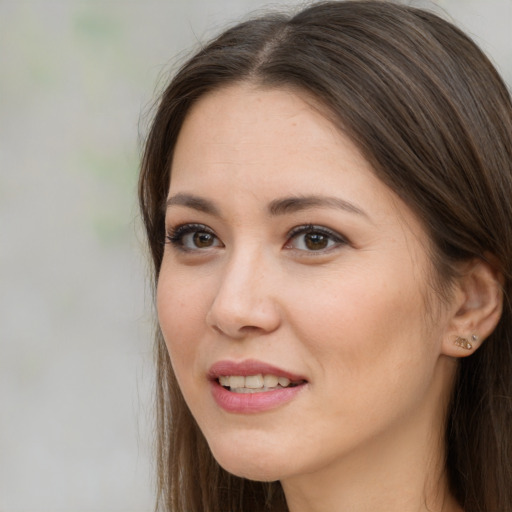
211, 325, 224, 335
240, 325, 265, 333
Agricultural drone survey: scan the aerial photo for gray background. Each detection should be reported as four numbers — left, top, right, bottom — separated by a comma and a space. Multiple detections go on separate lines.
1, 1, 510, 511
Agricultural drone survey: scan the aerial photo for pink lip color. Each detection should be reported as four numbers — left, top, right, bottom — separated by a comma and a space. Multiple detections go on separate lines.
208, 359, 307, 414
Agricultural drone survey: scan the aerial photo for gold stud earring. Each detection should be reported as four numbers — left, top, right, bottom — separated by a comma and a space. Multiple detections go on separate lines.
454, 336, 473, 350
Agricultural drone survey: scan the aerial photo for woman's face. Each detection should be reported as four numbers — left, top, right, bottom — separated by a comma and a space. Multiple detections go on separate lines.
157, 83, 457, 483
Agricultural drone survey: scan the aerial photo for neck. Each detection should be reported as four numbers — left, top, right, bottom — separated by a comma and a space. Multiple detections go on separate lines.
282, 433, 459, 512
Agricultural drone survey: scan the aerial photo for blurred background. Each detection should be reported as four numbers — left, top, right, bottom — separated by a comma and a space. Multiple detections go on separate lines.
0, 0, 510, 511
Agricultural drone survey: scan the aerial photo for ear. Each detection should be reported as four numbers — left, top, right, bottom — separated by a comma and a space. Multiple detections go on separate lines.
441, 257, 504, 358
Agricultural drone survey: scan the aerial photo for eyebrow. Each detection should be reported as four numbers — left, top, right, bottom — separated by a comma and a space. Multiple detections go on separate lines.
166, 193, 221, 216
165, 193, 367, 218
268, 195, 367, 217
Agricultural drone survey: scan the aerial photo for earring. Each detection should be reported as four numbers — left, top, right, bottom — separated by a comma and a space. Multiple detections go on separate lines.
454, 336, 473, 350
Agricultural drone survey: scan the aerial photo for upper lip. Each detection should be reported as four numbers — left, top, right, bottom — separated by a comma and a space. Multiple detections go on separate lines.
208, 359, 307, 382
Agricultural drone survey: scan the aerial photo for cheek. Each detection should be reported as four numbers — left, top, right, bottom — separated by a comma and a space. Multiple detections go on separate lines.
156, 269, 209, 375
288, 267, 425, 344
286, 265, 433, 394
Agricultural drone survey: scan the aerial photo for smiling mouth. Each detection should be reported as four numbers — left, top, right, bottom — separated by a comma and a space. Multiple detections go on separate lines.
218, 374, 306, 393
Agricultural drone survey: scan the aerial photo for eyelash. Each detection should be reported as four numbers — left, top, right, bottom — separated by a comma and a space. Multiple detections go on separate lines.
166, 223, 221, 252
285, 224, 348, 252
165, 223, 349, 253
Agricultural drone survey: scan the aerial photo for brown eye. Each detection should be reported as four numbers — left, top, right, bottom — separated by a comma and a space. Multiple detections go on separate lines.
166, 224, 223, 251
193, 231, 216, 248
304, 233, 329, 251
286, 225, 347, 252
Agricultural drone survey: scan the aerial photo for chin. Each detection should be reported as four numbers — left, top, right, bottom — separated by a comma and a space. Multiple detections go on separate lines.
216, 456, 286, 482
207, 433, 293, 482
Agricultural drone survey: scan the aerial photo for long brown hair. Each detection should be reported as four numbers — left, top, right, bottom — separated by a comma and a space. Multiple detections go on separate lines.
139, 2, 512, 510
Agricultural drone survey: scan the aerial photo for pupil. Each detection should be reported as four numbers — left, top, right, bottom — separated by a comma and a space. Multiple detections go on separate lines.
305, 233, 328, 250
193, 232, 213, 247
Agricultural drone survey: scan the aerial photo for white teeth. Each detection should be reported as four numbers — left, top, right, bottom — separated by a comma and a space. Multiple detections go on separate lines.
263, 374, 279, 388
245, 374, 264, 389
218, 374, 297, 392
219, 376, 230, 387
278, 376, 291, 387
229, 376, 245, 389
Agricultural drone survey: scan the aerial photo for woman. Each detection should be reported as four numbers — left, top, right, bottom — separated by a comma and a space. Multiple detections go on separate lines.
139, 1, 512, 511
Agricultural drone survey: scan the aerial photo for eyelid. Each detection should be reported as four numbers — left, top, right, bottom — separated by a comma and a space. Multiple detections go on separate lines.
165, 222, 348, 253
166, 223, 223, 251
285, 224, 349, 251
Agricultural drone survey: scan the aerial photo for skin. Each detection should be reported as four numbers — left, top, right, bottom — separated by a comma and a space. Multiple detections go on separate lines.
156, 83, 476, 511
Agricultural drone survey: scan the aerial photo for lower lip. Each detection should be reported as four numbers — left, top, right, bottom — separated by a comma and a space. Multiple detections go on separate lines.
210, 380, 306, 414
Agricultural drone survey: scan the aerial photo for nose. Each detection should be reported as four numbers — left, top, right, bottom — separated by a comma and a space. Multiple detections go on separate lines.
206, 250, 281, 339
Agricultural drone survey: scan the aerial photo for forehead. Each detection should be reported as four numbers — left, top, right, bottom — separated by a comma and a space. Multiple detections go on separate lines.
171, 83, 371, 192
